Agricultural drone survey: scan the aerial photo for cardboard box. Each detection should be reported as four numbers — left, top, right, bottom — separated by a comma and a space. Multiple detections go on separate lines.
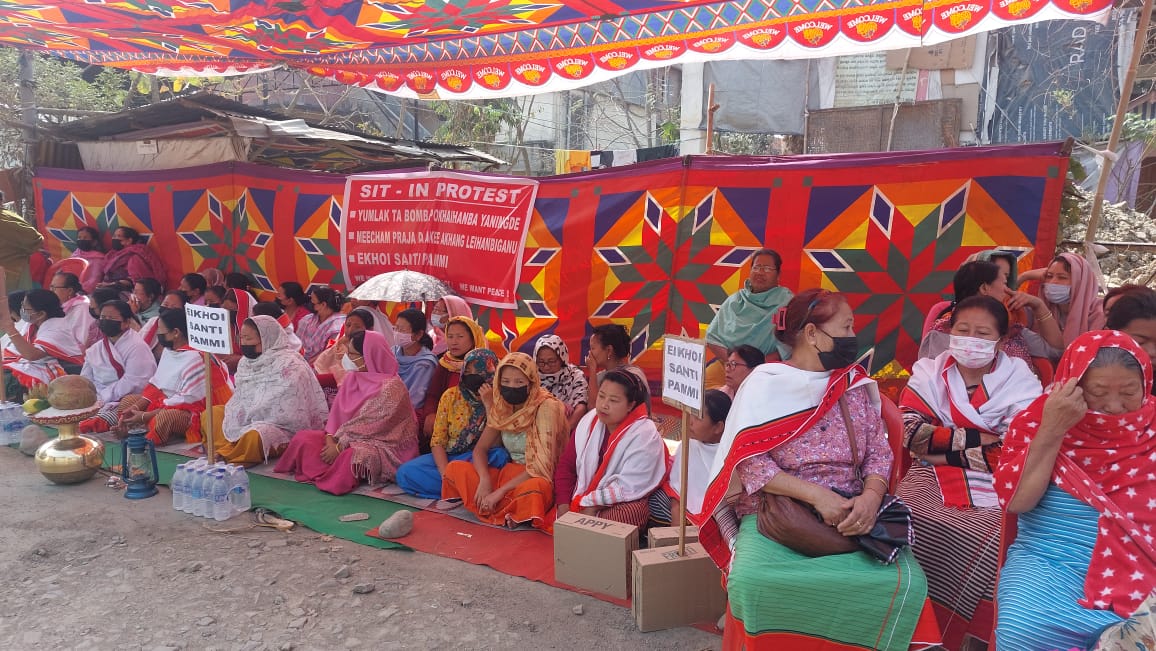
553, 511, 639, 599
886, 36, 975, 70
647, 525, 699, 549
632, 543, 728, 632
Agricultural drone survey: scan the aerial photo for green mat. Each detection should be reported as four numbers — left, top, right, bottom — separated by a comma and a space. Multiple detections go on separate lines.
103, 443, 413, 551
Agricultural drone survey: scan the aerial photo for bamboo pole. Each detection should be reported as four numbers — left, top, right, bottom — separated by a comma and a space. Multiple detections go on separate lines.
704, 84, 720, 154
203, 352, 214, 462
1084, 2, 1153, 254
677, 407, 690, 557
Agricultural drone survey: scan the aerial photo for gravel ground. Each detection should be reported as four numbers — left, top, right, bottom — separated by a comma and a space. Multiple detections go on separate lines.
0, 449, 719, 651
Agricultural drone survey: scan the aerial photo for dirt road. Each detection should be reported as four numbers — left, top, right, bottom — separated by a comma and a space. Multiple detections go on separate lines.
0, 449, 719, 650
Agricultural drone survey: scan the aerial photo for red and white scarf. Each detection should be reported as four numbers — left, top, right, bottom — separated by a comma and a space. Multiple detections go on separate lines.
901, 350, 1041, 508
570, 404, 667, 511
996, 330, 1156, 617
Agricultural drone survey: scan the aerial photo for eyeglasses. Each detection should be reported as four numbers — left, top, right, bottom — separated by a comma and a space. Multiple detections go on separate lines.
724, 361, 752, 370
751, 265, 778, 272
536, 359, 562, 368
49, 285, 69, 291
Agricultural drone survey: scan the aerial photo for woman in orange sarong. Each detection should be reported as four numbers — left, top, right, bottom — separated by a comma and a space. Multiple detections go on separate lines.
441, 352, 568, 529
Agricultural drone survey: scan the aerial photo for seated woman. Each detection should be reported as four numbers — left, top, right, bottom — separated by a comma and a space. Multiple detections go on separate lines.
100, 226, 166, 292
897, 295, 1042, 649
130, 277, 162, 323
215, 288, 255, 374
533, 334, 589, 434
920, 260, 1061, 370
79, 300, 157, 428
1, 291, 27, 363
553, 369, 666, 528
1037, 252, 1106, 349
113, 308, 233, 445
396, 349, 508, 499
274, 331, 419, 495
721, 344, 763, 398
392, 309, 438, 417
421, 316, 486, 449
296, 287, 346, 364
584, 323, 650, 412
441, 352, 568, 529
2, 289, 87, 397
212, 316, 328, 466
995, 331, 1156, 650
430, 295, 472, 355
50, 272, 96, 348
1105, 287, 1156, 367
312, 308, 375, 399
203, 285, 226, 309
139, 290, 187, 356
349, 297, 395, 345
275, 281, 312, 331
648, 389, 731, 528
695, 288, 934, 650
70, 226, 106, 294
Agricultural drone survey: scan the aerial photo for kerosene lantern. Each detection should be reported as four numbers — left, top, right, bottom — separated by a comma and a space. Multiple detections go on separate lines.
121, 432, 159, 499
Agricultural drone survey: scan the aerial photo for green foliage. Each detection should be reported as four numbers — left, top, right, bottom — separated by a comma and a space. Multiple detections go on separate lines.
430, 99, 520, 146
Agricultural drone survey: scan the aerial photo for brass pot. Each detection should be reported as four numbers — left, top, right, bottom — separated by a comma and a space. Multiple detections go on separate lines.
33, 423, 104, 485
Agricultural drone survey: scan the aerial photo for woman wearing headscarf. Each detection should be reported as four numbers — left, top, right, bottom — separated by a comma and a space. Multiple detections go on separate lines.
533, 334, 589, 434
995, 331, 1156, 650
215, 288, 255, 374
200, 268, 225, 289
211, 316, 328, 466
1036, 252, 1106, 348
275, 330, 419, 495
442, 352, 568, 529
395, 348, 509, 499
429, 295, 472, 355
421, 315, 486, 449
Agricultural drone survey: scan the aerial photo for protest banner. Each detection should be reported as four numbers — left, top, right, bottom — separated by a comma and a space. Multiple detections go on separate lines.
340, 170, 539, 308
185, 304, 232, 459
661, 335, 707, 556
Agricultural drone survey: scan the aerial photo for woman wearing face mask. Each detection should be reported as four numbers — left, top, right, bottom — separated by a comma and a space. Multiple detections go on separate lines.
212, 287, 255, 375
421, 315, 487, 449
392, 309, 438, 417
395, 349, 509, 499
296, 287, 346, 364
995, 332, 1156, 650
695, 288, 937, 650
1037, 252, 1105, 348
210, 316, 328, 466
552, 369, 667, 527
533, 335, 589, 435
77, 300, 156, 431
112, 308, 233, 445
896, 295, 1042, 649
1, 291, 27, 362
100, 226, 167, 292
275, 331, 419, 495
276, 281, 312, 331
140, 290, 187, 357
2, 289, 87, 398
441, 353, 568, 528
429, 296, 472, 355
312, 308, 375, 401
648, 389, 731, 528
70, 226, 106, 294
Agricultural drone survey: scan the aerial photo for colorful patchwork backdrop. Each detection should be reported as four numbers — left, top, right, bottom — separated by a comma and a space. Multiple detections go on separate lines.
36, 143, 1064, 380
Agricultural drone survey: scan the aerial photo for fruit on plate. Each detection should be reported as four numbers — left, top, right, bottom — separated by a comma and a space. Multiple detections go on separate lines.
27, 383, 48, 400
22, 398, 49, 414
46, 376, 98, 410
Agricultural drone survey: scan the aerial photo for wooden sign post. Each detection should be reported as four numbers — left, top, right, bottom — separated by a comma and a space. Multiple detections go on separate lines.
183, 304, 233, 462
660, 335, 707, 556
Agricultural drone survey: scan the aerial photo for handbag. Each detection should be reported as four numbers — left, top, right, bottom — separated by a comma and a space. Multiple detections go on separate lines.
756, 396, 913, 564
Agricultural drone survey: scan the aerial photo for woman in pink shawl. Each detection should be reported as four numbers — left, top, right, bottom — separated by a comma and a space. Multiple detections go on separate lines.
275, 330, 419, 495
70, 227, 106, 294
101, 227, 167, 291
1037, 252, 1105, 348
430, 296, 472, 355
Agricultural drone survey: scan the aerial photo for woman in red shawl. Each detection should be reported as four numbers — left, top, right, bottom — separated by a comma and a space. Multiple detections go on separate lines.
995, 330, 1156, 650
100, 227, 167, 291
275, 330, 419, 495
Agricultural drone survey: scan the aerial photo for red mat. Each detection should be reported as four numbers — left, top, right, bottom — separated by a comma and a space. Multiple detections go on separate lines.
366, 510, 630, 608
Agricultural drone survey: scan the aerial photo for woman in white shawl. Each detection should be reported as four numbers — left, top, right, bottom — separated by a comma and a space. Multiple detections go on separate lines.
214, 315, 328, 466
553, 369, 666, 528
896, 295, 1042, 648
2, 289, 87, 397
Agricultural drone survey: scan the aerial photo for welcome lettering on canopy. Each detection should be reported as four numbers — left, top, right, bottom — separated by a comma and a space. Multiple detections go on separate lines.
35, 142, 1064, 379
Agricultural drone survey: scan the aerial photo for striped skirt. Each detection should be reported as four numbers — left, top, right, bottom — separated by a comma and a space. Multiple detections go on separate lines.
897, 465, 1002, 648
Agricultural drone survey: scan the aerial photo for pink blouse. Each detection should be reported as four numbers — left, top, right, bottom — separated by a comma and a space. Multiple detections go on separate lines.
734, 385, 892, 516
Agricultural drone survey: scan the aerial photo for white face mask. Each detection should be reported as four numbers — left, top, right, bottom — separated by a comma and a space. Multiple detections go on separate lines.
430, 314, 445, 329
341, 354, 360, 372
949, 335, 998, 369
1042, 283, 1071, 305
394, 333, 413, 347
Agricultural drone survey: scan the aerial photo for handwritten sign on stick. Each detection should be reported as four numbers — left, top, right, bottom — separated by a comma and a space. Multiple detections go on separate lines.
184, 304, 233, 355
661, 336, 707, 417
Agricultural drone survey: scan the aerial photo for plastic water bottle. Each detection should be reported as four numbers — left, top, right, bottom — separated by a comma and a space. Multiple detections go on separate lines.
228, 466, 251, 515
211, 471, 231, 521
171, 463, 187, 511
190, 469, 207, 517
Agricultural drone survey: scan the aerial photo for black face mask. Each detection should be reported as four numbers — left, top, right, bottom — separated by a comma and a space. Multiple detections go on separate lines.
158, 334, 176, 349
240, 344, 261, 360
816, 331, 859, 371
110, 240, 125, 251
159, 307, 182, 319
499, 385, 530, 405
459, 374, 486, 394
98, 319, 123, 338
75, 240, 95, 252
